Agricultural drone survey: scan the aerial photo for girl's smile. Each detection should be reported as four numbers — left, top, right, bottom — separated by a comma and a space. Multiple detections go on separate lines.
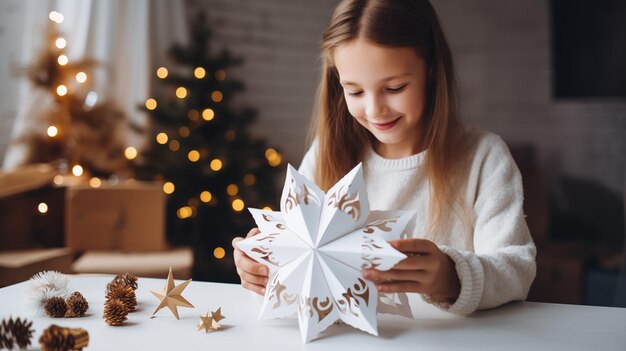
371, 116, 402, 131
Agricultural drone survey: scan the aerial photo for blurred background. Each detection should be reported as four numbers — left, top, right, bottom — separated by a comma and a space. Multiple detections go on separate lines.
0, 0, 624, 308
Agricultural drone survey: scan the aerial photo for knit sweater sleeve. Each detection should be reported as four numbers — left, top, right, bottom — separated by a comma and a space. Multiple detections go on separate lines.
433, 135, 537, 315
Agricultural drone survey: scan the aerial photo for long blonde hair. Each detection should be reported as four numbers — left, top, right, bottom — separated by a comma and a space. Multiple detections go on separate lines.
310, 0, 467, 236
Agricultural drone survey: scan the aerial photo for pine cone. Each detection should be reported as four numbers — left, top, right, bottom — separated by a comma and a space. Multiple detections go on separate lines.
0, 317, 34, 350
66, 292, 89, 317
39, 324, 89, 351
111, 273, 138, 290
44, 297, 68, 318
103, 299, 128, 326
106, 283, 137, 312
39, 324, 72, 351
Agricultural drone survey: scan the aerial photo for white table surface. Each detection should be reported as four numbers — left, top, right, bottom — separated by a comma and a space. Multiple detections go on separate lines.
1, 275, 625, 350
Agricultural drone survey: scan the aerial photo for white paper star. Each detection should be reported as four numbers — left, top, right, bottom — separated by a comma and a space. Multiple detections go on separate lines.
237, 163, 415, 342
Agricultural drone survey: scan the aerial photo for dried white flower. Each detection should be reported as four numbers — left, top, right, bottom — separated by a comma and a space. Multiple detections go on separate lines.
28, 271, 70, 315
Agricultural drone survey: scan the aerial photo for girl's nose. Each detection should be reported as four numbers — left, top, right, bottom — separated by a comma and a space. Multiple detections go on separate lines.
365, 94, 389, 119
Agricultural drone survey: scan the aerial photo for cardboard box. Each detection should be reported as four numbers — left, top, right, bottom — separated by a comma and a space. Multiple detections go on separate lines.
0, 248, 73, 287
65, 182, 166, 251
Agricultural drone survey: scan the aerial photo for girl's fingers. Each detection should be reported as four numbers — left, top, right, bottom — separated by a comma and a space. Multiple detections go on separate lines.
242, 280, 266, 296
389, 238, 435, 255
363, 268, 429, 283
233, 247, 269, 276
246, 228, 261, 238
376, 280, 423, 293
392, 254, 436, 270
238, 269, 269, 286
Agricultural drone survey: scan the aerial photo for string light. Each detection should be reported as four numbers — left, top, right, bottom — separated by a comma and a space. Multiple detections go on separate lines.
231, 199, 245, 212
177, 206, 193, 219
72, 165, 83, 176
188, 150, 200, 162
179, 126, 190, 138
156, 132, 168, 144
188, 110, 199, 121
57, 55, 68, 66
85, 92, 98, 107
55, 37, 66, 49
226, 184, 238, 196
163, 182, 175, 194
89, 177, 102, 188
56, 85, 68, 96
76, 72, 87, 83
202, 108, 214, 121
124, 146, 138, 160
243, 174, 256, 186
265, 148, 282, 167
200, 191, 212, 203
262, 206, 273, 211
210, 159, 222, 171
38, 202, 48, 214
215, 69, 226, 81
211, 91, 223, 103
176, 87, 188, 99
145, 98, 157, 110
53, 175, 64, 185
49, 11, 64, 24
213, 247, 226, 259
194, 67, 206, 79
156, 67, 168, 79
47, 126, 58, 137
168, 140, 180, 151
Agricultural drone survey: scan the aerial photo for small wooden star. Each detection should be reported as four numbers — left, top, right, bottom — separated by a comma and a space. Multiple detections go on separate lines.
150, 267, 194, 319
197, 308, 226, 333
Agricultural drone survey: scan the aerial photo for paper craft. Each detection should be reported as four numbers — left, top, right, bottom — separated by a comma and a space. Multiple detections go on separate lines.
236, 163, 415, 343
150, 267, 194, 319
197, 308, 225, 333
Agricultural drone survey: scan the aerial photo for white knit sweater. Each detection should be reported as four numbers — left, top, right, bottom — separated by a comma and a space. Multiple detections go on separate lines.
298, 128, 537, 315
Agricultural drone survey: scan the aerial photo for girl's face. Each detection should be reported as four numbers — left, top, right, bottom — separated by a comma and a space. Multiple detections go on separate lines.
334, 38, 429, 158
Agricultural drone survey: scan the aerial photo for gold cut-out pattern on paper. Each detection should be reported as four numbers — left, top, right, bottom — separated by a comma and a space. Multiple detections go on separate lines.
261, 213, 287, 230
327, 186, 361, 220
362, 217, 399, 234
361, 237, 384, 252
268, 277, 297, 309
337, 278, 370, 316
256, 233, 279, 243
298, 296, 334, 322
285, 179, 321, 211
251, 246, 279, 266
360, 254, 381, 270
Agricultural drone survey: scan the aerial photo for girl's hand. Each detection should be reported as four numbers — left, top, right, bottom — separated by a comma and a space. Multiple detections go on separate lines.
362, 238, 461, 304
232, 228, 269, 295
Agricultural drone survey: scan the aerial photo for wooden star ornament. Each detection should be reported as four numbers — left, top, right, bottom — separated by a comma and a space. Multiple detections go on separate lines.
150, 267, 194, 319
197, 308, 226, 333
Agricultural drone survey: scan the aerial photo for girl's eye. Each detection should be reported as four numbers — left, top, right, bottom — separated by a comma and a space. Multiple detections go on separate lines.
347, 91, 363, 97
386, 84, 408, 93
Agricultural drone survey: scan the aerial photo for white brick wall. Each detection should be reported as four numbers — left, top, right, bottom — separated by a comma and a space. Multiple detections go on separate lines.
433, 0, 625, 196
1, 0, 623, 200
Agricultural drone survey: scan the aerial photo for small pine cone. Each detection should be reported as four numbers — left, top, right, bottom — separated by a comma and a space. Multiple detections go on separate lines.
44, 297, 68, 318
0, 317, 34, 350
66, 292, 89, 317
39, 324, 73, 351
106, 283, 137, 312
111, 273, 138, 290
103, 299, 128, 326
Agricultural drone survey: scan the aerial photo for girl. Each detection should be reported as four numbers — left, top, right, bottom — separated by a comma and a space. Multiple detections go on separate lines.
232, 0, 536, 315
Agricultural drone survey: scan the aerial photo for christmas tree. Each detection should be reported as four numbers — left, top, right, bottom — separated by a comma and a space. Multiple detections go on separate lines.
17, 12, 130, 179
134, 12, 283, 282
